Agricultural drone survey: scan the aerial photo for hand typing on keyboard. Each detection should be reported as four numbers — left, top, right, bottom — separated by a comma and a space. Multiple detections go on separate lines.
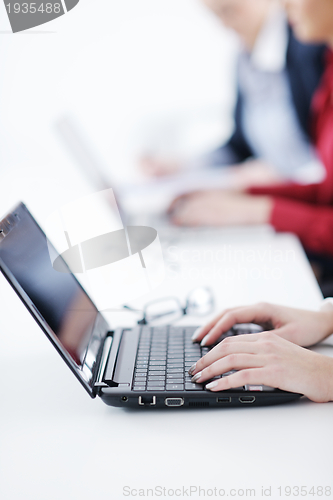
188, 302, 333, 403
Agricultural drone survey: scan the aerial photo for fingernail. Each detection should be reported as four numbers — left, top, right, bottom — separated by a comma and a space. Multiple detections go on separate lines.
191, 327, 203, 342
200, 334, 209, 347
205, 381, 219, 390
191, 371, 202, 383
188, 363, 196, 375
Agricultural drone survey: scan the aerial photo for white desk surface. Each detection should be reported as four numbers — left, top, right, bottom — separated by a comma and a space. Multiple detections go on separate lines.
1, 228, 332, 500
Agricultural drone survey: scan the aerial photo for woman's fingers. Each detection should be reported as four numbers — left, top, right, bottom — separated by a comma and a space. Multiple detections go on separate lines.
204, 368, 268, 392
197, 303, 275, 346
188, 329, 333, 402
191, 304, 265, 343
191, 353, 264, 384
167, 192, 195, 215
191, 310, 233, 342
171, 201, 201, 226
190, 336, 262, 375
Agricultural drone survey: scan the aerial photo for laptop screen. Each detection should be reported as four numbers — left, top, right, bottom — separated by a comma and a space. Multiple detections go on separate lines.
0, 204, 103, 379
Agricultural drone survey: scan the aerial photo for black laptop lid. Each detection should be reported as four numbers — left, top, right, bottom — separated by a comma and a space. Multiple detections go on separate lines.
0, 203, 109, 397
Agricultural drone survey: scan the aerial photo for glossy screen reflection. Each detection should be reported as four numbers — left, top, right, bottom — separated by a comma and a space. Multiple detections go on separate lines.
0, 209, 98, 366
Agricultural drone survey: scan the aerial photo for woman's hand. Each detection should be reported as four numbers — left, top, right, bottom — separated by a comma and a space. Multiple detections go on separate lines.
192, 302, 333, 348
169, 190, 272, 226
139, 155, 182, 177
189, 332, 333, 403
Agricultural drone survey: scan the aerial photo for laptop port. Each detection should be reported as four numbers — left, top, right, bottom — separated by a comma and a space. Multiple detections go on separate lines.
165, 398, 184, 407
121, 396, 128, 402
216, 397, 231, 404
239, 396, 256, 404
138, 396, 156, 406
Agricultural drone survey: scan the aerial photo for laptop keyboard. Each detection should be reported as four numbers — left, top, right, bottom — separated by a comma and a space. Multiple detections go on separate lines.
132, 323, 267, 392
132, 326, 210, 392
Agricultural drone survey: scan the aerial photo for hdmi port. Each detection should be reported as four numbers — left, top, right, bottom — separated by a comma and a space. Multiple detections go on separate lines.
165, 398, 184, 407
239, 396, 256, 404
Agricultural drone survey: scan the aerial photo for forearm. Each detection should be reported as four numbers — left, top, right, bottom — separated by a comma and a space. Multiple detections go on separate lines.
311, 354, 333, 402
319, 301, 333, 341
269, 198, 333, 257
248, 182, 320, 203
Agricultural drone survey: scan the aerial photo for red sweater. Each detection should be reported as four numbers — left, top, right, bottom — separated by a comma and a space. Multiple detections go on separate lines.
249, 50, 333, 257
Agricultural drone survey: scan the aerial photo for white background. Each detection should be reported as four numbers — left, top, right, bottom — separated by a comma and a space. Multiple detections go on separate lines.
0, 0, 238, 219
0, 3, 332, 500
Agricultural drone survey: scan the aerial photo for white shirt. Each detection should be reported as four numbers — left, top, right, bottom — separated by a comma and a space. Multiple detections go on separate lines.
238, 6, 325, 184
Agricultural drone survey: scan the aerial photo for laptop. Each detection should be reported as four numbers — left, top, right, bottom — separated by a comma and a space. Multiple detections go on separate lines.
0, 203, 302, 408
54, 115, 274, 246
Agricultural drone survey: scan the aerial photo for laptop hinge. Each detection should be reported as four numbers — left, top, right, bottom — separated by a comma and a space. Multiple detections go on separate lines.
94, 335, 118, 389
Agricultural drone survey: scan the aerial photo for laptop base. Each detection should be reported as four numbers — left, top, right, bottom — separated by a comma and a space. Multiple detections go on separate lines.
100, 389, 302, 408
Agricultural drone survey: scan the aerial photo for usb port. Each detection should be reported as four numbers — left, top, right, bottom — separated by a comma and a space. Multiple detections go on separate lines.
216, 397, 231, 404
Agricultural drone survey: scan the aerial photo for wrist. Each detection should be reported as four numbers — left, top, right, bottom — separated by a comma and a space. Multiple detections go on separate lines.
322, 356, 333, 402
252, 196, 273, 224
319, 299, 333, 339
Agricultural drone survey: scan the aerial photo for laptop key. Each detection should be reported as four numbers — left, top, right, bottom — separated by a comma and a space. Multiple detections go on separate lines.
245, 384, 275, 391
148, 371, 165, 376
185, 364, 196, 370
147, 381, 165, 387
165, 378, 183, 384
185, 383, 204, 391
222, 370, 237, 377
133, 386, 146, 391
166, 384, 184, 391
185, 327, 197, 335
152, 326, 168, 334
146, 387, 165, 391
167, 373, 184, 379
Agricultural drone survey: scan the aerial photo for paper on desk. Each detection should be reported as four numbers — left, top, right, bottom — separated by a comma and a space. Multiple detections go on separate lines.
120, 168, 235, 214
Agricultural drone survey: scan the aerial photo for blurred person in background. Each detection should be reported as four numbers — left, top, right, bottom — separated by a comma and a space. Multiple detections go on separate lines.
186, 0, 333, 402
141, 0, 325, 189
171, 0, 333, 294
